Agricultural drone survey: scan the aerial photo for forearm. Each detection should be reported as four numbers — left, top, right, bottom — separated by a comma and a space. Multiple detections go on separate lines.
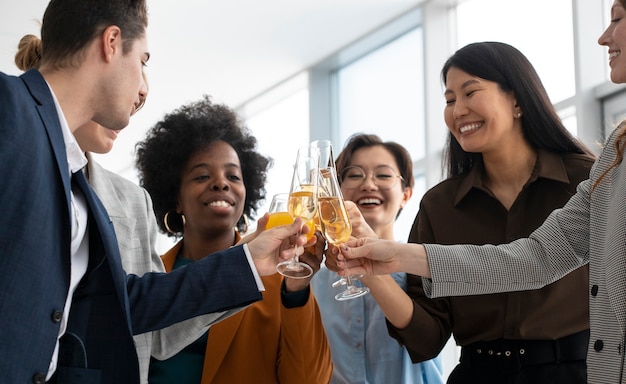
387, 298, 452, 362
151, 309, 243, 360
385, 272, 453, 361
359, 275, 414, 328
396, 243, 431, 278
127, 246, 261, 334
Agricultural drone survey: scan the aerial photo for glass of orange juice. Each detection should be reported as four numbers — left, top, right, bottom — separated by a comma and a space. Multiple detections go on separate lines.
266, 193, 315, 241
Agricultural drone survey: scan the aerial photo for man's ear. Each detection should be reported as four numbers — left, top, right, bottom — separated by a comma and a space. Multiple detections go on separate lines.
101, 25, 122, 63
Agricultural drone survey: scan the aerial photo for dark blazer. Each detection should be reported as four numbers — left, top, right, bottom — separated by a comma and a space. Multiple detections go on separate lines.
0, 69, 263, 384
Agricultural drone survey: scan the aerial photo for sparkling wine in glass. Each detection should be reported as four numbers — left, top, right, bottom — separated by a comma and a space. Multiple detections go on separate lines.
276, 146, 319, 279
318, 167, 369, 301
266, 193, 315, 240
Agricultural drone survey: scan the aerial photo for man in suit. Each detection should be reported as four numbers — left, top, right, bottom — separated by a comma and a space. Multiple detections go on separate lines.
0, 1, 306, 383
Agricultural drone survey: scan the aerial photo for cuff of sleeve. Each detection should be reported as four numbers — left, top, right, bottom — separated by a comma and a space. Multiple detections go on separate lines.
280, 279, 310, 308
243, 243, 265, 292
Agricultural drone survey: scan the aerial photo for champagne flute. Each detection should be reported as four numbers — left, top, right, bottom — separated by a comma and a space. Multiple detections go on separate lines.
311, 140, 333, 234
318, 167, 369, 301
266, 193, 315, 241
276, 146, 320, 279
312, 139, 362, 288
311, 139, 336, 169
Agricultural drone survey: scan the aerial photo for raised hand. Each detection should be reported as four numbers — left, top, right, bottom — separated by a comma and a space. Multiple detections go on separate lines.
285, 231, 326, 292
337, 238, 431, 278
323, 201, 377, 274
247, 217, 310, 276
237, 212, 271, 245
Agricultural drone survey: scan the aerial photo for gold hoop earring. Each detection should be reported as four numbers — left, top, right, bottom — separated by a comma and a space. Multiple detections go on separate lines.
164, 210, 185, 234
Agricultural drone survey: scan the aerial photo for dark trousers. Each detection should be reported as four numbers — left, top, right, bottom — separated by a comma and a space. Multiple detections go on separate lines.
449, 330, 589, 384
448, 360, 587, 384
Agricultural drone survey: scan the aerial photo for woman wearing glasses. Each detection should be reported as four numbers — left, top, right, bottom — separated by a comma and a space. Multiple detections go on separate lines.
335, 43, 596, 383
312, 134, 444, 384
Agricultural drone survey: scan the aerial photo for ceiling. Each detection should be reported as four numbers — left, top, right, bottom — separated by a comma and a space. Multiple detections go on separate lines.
0, 0, 425, 175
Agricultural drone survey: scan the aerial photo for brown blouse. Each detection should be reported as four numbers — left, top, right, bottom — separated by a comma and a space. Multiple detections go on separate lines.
387, 150, 594, 362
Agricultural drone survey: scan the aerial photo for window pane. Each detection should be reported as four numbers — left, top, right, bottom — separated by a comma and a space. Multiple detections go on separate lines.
245, 88, 310, 226
456, 0, 575, 103
395, 174, 426, 242
336, 27, 426, 162
558, 105, 578, 137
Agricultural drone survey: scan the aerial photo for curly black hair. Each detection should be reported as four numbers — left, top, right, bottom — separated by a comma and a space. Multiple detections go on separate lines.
135, 95, 271, 236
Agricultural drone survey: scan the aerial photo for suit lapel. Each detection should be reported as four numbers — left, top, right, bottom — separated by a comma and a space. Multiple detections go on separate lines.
72, 169, 132, 328
86, 157, 125, 217
21, 69, 72, 212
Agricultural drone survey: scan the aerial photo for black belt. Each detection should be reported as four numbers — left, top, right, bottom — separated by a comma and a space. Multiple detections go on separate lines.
460, 330, 589, 372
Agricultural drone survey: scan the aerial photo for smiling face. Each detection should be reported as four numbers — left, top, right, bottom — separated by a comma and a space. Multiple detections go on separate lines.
176, 140, 246, 237
340, 145, 410, 235
599, 0, 626, 84
443, 67, 522, 157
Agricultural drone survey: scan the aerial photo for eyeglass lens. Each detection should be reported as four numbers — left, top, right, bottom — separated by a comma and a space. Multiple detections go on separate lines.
340, 165, 401, 190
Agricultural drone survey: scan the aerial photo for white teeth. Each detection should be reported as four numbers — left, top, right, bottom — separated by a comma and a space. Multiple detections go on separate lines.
358, 198, 381, 205
209, 200, 230, 207
610, 51, 621, 60
459, 122, 482, 133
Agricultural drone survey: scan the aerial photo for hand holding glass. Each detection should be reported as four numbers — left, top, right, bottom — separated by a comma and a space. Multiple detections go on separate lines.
276, 147, 319, 279
266, 193, 315, 241
319, 167, 369, 300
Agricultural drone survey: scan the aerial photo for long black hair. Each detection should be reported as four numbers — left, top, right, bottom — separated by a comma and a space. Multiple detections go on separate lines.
441, 41, 594, 177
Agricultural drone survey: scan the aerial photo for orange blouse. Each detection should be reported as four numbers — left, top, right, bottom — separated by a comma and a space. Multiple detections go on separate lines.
161, 240, 333, 384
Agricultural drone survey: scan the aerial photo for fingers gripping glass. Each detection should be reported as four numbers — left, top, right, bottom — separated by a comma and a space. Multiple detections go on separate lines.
340, 165, 404, 191
319, 167, 369, 301
276, 146, 320, 279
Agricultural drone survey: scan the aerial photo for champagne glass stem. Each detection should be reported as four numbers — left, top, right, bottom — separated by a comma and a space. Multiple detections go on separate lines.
333, 243, 369, 301
293, 231, 303, 262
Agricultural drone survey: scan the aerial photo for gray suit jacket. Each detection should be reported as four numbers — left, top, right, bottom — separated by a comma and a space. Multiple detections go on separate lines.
424, 125, 626, 383
87, 156, 240, 383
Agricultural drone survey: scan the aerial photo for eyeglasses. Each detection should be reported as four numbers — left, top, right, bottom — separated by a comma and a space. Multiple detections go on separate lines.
339, 165, 404, 191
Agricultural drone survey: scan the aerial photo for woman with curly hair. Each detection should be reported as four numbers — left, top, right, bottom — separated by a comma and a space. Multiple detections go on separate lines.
135, 96, 332, 384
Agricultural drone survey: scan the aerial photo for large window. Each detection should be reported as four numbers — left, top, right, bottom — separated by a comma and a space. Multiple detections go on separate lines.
242, 76, 310, 227
334, 27, 425, 242
456, 0, 575, 104
238, 1, 610, 378
336, 28, 425, 159
456, 0, 579, 135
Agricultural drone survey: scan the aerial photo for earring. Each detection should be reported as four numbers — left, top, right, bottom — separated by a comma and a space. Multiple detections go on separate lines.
164, 210, 185, 234
515, 112, 522, 118
236, 213, 249, 234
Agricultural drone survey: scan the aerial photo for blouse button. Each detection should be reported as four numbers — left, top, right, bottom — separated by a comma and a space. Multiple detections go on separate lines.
594, 340, 604, 352
591, 285, 599, 296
